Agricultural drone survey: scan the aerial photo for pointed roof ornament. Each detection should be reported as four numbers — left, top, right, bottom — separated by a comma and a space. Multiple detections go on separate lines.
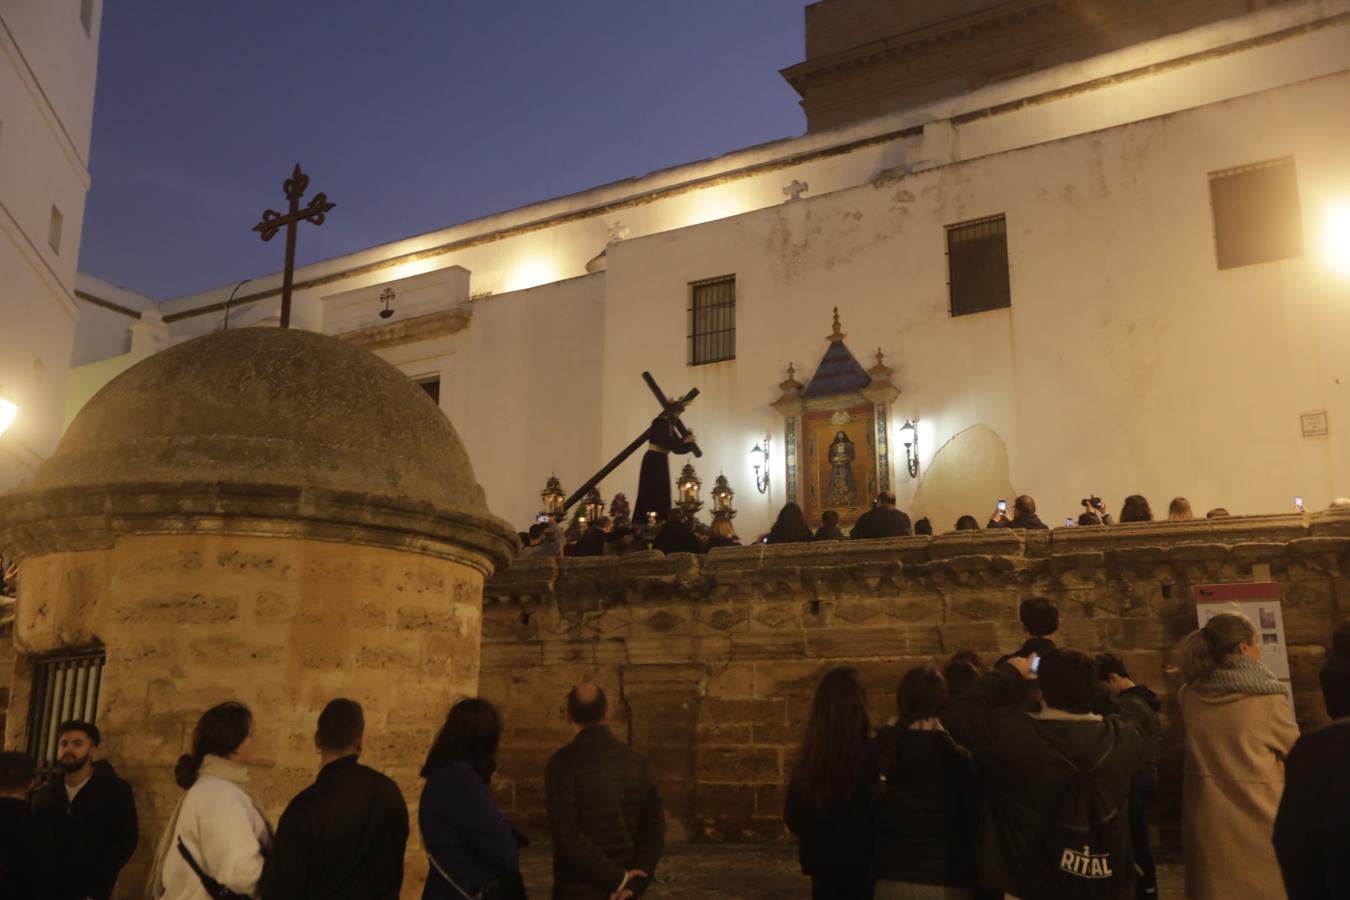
869, 347, 893, 382
828, 307, 845, 343
779, 361, 803, 394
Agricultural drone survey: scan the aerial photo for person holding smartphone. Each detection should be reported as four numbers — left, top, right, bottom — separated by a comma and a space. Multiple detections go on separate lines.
986, 495, 1048, 530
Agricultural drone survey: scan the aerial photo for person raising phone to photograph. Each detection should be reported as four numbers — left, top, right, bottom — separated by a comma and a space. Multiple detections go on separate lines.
986, 495, 1048, 530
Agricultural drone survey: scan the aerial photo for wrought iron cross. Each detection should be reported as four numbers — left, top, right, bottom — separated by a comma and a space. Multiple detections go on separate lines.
252, 164, 335, 328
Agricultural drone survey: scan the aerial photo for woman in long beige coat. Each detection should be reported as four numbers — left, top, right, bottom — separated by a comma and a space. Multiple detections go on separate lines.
1179, 611, 1299, 899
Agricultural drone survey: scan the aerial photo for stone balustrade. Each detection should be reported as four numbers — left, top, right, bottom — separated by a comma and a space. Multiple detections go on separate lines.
482, 512, 1350, 845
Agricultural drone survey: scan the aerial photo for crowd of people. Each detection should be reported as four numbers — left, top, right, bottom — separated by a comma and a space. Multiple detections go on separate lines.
516, 491, 1350, 562
0, 686, 664, 900
4, 605, 1350, 898
783, 600, 1350, 900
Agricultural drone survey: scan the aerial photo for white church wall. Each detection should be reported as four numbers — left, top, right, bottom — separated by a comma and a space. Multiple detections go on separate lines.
0, 3, 100, 493
600, 69, 1350, 539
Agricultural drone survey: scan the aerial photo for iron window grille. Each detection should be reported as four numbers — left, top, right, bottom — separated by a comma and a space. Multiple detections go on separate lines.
27, 648, 105, 780
946, 214, 1011, 317
688, 275, 736, 365
1210, 157, 1303, 270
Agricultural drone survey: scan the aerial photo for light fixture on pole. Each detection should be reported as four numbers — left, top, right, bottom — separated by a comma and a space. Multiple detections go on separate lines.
898, 419, 919, 478
710, 474, 737, 520
379, 287, 396, 320
540, 475, 566, 521
0, 396, 16, 437
750, 436, 770, 494
676, 463, 703, 518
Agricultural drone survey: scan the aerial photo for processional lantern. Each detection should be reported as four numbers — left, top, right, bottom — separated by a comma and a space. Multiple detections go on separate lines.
711, 474, 736, 520
582, 487, 605, 523
676, 463, 703, 516
540, 475, 566, 520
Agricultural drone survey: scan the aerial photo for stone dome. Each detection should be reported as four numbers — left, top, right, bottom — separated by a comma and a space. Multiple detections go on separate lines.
1, 327, 515, 569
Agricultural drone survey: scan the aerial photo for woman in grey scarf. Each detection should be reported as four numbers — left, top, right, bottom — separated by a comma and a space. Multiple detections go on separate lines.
1177, 611, 1298, 900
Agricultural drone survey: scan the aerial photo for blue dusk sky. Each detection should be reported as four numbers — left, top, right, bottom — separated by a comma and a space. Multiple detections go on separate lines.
78, 2, 809, 300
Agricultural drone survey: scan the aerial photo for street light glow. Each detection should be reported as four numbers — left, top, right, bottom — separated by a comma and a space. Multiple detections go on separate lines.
0, 398, 16, 437
1323, 200, 1350, 278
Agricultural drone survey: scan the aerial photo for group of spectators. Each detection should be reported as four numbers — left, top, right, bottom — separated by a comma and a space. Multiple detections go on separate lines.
0, 687, 664, 900
784, 598, 1350, 900
514, 489, 1344, 562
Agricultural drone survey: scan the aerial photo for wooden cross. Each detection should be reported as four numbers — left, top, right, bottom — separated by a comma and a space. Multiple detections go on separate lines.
563, 372, 701, 512
252, 163, 336, 328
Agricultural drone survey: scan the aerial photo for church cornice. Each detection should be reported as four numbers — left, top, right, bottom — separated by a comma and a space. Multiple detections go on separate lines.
781, 0, 1065, 93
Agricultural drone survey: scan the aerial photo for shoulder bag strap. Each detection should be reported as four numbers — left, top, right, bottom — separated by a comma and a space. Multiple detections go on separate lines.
427, 850, 481, 900
176, 838, 229, 897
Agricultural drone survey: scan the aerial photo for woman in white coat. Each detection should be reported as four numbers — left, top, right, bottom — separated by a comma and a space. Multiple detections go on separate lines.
147, 702, 271, 899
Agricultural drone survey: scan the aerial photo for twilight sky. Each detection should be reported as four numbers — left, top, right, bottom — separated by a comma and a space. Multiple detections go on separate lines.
78, 2, 809, 300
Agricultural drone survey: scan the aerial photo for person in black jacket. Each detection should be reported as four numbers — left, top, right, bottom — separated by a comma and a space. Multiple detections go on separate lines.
259, 699, 409, 900
652, 508, 704, 555
32, 720, 137, 900
986, 495, 1048, 530
867, 665, 980, 898
851, 492, 912, 539
1319, 619, 1350, 719
0, 751, 51, 898
1096, 654, 1163, 900
571, 518, 613, 558
784, 666, 874, 900
1273, 718, 1350, 899
945, 651, 1146, 899
546, 684, 664, 900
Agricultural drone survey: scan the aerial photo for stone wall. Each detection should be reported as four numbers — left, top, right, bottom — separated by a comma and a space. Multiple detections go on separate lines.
482, 513, 1350, 846
5, 534, 483, 897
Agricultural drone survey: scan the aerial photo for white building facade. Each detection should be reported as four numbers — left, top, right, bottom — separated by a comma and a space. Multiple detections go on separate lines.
0, 0, 103, 492
71, 0, 1350, 537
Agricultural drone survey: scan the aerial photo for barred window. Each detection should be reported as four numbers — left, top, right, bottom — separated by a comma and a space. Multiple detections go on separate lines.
27, 648, 105, 779
688, 275, 736, 365
1210, 158, 1303, 270
947, 215, 1010, 317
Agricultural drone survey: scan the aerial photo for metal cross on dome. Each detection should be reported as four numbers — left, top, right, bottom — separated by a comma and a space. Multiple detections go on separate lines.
252, 164, 336, 328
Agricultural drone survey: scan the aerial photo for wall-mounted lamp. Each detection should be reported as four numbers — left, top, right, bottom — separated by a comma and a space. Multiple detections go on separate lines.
898, 419, 919, 478
750, 437, 770, 494
379, 287, 396, 320
0, 397, 16, 437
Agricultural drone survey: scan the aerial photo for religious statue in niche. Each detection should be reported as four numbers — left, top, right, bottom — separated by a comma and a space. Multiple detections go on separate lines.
771, 309, 901, 531
826, 430, 858, 508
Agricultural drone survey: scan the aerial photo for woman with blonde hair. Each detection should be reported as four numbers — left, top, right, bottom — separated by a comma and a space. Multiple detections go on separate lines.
1177, 611, 1298, 899
1168, 497, 1193, 520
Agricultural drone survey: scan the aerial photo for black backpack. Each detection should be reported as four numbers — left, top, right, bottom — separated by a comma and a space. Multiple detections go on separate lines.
988, 731, 1134, 899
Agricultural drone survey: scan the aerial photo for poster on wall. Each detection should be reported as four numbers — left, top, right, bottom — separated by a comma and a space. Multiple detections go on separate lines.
1194, 582, 1294, 715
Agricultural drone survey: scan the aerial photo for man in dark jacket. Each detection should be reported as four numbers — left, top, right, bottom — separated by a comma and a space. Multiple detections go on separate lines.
945, 651, 1146, 899
851, 492, 912, 539
1096, 653, 1163, 899
546, 683, 665, 899
571, 517, 614, 558
1274, 718, 1350, 899
260, 698, 409, 900
1319, 619, 1350, 718
987, 494, 1049, 530
33, 720, 137, 900
652, 509, 703, 555
0, 751, 51, 898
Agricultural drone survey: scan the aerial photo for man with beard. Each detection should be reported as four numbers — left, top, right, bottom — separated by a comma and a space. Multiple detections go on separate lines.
33, 720, 138, 900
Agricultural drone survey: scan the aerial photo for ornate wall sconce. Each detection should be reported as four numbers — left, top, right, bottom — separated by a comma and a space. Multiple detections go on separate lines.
898, 419, 919, 478
710, 474, 737, 520
540, 475, 566, 520
379, 287, 396, 320
750, 436, 770, 494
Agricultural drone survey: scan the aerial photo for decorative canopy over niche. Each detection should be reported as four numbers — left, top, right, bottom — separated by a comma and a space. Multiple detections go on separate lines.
772, 309, 900, 528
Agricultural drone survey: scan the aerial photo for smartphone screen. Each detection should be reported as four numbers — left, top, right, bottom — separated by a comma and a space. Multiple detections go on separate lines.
997, 500, 1007, 512
1065, 517, 1074, 527
1295, 496, 1304, 509
1029, 654, 1041, 674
